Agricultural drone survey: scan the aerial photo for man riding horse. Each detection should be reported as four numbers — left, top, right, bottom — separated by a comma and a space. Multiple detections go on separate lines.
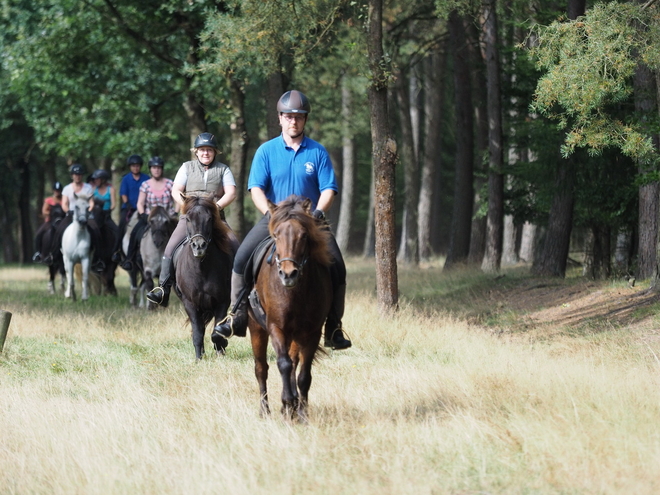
213, 90, 352, 350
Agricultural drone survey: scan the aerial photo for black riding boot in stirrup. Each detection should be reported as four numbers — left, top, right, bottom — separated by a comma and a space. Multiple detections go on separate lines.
146, 256, 173, 307
213, 272, 248, 339
325, 284, 352, 350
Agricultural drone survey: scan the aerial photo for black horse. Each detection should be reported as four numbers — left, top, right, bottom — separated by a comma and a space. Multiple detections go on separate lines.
89, 198, 119, 296
173, 194, 233, 360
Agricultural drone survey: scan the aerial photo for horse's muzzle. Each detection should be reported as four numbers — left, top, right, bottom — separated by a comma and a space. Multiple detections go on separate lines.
278, 268, 300, 288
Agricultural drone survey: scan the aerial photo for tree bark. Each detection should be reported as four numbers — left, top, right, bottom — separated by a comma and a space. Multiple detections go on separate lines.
367, 0, 398, 311
467, 17, 489, 266
266, 71, 285, 139
481, 0, 504, 274
519, 222, 537, 263
336, 76, 356, 253
418, 50, 445, 261
226, 76, 249, 240
531, 156, 576, 277
635, 61, 659, 281
444, 10, 474, 269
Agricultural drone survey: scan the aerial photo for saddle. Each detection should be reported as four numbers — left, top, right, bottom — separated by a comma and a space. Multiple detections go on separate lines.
243, 237, 276, 330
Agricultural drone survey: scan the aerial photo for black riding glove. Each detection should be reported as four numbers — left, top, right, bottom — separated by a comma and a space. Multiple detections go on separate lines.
312, 209, 325, 220
139, 213, 148, 222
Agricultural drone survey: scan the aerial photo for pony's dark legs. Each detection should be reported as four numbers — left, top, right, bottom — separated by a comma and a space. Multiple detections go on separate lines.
296, 343, 319, 422
250, 323, 270, 416
269, 328, 298, 418
183, 300, 206, 360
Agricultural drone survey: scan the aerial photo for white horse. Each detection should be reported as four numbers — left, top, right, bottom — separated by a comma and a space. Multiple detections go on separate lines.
61, 194, 91, 301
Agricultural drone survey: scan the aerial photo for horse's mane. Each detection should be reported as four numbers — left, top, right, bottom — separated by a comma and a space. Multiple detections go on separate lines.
269, 195, 333, 267
181, 193, 232, 254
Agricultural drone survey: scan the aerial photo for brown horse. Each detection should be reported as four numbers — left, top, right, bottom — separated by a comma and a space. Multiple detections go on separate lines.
174, 193, 233, 360
248, 195, 333, 420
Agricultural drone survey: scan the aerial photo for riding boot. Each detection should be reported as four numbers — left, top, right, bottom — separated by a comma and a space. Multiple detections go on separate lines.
213, 272, 248, 339
32, 252, 42, 263
324, 284, 352, 350
146, 256, 173, 307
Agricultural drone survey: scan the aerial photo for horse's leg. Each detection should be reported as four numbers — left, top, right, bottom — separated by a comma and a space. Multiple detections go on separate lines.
183, 300, 205, 360
289, 343, 301, 412
81, 257, 90, 301
295, 341, 319, 423
143, 270, 154, 310
129, 269, 138, 307
249, 322, 270, 416
64, 258, 75, 301
270, 327, 296, 419
48, 266, 55, 295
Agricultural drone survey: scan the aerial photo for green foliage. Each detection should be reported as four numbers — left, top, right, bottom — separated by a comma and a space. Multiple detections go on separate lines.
529, 2, 660, 164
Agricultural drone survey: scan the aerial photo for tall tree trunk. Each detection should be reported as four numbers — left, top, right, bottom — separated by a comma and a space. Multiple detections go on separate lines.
226, 76, 249, 239
444, 10, 474, 269
396, 68, 420, 265
531, 0, 585, 277
19, 151, 33, 263
266, 70, 286, 139
481, 0, 504, 274
182, 77, 206, 147
336, 76, 356, 253
519, 222, 537, 263
531, 155, 576, 277
467, 17, 489, 266
367, 0, 398, 311
635, 61, 659, 281
418, 50, 445, 261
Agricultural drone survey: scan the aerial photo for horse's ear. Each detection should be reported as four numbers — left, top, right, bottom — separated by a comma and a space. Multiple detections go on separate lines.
302, 198, 312, 214
180, 192, 188, 201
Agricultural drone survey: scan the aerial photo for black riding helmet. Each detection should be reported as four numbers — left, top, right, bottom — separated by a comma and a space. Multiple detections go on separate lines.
277, 90, 311, 114
91, 169, 111, 181
53, 181, 63, 191
126, 154, 143, 166
148, 156, 165, 168
194, 132, 218, 150
69, 163, 85, 175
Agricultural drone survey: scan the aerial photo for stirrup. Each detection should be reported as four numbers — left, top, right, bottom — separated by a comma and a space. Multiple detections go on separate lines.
214, 313, 237, 339
146, 286, 166, 305
324, 327, 352, 350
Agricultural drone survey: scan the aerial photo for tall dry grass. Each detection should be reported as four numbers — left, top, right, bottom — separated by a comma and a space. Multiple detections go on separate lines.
1, 261, 660, 494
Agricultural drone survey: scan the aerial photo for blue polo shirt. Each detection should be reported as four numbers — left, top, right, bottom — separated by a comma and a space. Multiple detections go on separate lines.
119, 172, 149, 209
247, 134, 337, 209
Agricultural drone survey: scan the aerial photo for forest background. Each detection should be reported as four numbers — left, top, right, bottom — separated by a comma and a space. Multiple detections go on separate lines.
3, 0, 660, 307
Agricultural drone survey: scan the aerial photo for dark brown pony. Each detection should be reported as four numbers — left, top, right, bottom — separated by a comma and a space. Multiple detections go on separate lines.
174, 193, 233, 360
249, 195, 333, 420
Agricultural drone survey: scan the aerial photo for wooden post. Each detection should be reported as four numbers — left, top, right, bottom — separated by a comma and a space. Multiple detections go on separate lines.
0, 310, 11, 352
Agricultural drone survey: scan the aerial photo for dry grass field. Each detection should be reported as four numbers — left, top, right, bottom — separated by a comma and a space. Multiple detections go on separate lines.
1, 259, 660, 494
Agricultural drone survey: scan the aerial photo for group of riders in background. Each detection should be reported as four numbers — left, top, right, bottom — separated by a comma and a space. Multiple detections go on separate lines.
31, 90, 352, 351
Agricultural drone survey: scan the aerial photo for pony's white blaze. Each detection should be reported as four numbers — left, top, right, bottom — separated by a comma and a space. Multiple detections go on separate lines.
61, 194, 91, 301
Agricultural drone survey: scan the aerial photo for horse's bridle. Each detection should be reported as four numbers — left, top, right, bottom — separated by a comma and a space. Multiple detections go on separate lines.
274, 247, 309, 275
181, 214, 212, 246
